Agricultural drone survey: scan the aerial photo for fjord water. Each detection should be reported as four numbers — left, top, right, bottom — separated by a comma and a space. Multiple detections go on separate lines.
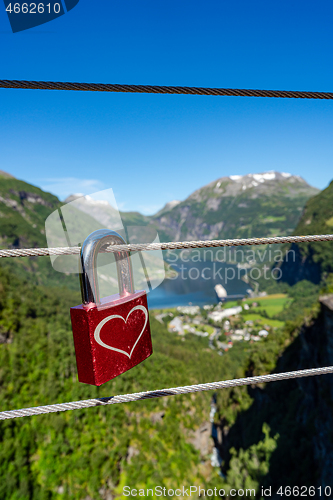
147, 260, 250, 309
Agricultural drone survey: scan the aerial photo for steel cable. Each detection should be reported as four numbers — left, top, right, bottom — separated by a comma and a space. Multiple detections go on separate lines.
0, 233, 332, 258
1, 366, 333, 420
1, 80, 333, 100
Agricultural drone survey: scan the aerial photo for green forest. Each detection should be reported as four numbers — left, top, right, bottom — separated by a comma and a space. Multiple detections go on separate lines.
1, 255, 332, 498
0, 175, 333, 499
0, 262, 244, 499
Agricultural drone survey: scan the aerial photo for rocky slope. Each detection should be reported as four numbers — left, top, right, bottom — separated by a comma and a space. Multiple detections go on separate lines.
151, 171, 319, 241
279, 180, 333, 285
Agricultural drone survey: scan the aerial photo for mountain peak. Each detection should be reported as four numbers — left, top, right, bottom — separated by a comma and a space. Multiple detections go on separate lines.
64, 193, 113, 207
0, 170, 15, 179
153, 171, 320, 242
154, 200, 181, 217
63, 193, 84, 203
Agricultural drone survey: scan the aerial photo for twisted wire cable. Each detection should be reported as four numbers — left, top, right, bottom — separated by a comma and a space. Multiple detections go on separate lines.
0, 233, 332, 258
1, 366, 333, 420
1, 80, 333, 100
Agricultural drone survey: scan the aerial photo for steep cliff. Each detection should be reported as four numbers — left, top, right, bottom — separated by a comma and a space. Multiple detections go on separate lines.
219, 293, 333, 494
279, 180, 333, 285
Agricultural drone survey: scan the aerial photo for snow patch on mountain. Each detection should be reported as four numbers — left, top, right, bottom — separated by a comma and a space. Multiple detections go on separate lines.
228, 171, 298, 187
252, 172, 276, 182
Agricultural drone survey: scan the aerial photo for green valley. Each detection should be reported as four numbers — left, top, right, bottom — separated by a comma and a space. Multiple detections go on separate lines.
0, 172, 333, 498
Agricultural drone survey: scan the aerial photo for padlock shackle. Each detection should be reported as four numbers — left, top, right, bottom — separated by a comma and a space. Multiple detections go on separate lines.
79, 229, 134, 305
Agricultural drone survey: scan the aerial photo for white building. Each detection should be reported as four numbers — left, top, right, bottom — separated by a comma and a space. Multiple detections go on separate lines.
235, 329, 244, 335
176, 305, 200, 315
231, 334, 243, 342
168, 317, 184, 335
208, 306, 242, 323
203, 304, 214, 310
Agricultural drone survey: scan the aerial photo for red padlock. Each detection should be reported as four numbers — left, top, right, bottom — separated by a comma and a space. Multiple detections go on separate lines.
70, 229, 153, 386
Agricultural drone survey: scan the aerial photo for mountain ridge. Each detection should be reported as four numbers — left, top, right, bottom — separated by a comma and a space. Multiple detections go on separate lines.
150, 171, 319, 241
63, 171, 319, 243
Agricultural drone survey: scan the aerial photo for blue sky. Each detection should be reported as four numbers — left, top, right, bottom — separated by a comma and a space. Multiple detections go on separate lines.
1, 0, 333, 214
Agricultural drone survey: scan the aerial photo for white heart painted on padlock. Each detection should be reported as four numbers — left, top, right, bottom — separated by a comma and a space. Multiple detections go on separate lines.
94, 305, 148, 359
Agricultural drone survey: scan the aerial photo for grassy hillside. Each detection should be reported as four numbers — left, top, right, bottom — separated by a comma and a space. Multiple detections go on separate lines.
0, 176, 144, 291
0, 176, 60, 249
0, 175, 80, 290
1, 172, 332, 498
0, 263, 245, 499
1, 255, 330, 498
